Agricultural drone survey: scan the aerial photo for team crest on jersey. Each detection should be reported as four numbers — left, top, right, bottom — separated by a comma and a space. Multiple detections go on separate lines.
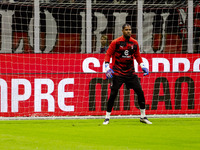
120, 41, 126, 47
131, 45, 133, 49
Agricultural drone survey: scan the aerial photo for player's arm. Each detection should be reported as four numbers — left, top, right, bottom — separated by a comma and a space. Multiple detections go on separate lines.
134, 42, 149, 76
104, 40, 116, 79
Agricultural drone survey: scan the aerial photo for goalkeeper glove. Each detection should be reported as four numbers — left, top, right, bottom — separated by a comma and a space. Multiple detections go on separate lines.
140, 63, 149, 76
105, 63, 114, 79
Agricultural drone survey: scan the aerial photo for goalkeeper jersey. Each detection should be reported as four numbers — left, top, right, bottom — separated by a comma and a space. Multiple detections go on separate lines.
105, 35, 143, 76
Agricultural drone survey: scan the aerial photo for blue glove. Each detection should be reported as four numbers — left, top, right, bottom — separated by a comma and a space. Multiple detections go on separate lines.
106, 69, 114, 79
142, 67, 149, 76
140, 63, 149, 76
105, 63, 114, 79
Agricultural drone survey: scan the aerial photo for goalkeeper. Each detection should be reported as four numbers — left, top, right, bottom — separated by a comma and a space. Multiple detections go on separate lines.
103, 23, 152, 125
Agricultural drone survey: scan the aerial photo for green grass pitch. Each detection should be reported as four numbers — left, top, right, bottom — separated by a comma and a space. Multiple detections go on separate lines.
0, 118, 199, 150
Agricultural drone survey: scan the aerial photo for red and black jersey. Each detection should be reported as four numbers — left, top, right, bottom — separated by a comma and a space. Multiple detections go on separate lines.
105, 35, 143, 76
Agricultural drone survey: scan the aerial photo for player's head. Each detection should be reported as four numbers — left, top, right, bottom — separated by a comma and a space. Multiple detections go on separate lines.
122, 23, 132, 39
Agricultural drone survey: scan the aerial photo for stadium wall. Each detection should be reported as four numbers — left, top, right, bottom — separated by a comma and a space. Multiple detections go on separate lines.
0, 54, 199, 117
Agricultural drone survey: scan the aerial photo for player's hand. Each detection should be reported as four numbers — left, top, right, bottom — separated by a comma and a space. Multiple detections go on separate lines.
140, 63, 149, 76
105, 63, 114, 79
106, 69, 114, 79
142, 68, 149, 76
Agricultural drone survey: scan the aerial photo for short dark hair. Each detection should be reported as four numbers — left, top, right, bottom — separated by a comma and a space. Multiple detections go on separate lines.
122, 23, 131, 30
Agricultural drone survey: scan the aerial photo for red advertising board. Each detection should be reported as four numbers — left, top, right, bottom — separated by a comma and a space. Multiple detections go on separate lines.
0, 54, 200, 117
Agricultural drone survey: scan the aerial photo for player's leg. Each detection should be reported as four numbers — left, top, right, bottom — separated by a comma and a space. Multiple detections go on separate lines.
103, 88, 119, 125
103, 76, 123, 125
132, 86, 153, 124
126, 75, 152, 124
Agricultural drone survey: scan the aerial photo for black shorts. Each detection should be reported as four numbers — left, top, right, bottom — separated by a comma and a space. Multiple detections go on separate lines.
110, 74, 142, 90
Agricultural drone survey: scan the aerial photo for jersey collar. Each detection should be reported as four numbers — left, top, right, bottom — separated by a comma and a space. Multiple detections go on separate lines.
122, 35, 130, 41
